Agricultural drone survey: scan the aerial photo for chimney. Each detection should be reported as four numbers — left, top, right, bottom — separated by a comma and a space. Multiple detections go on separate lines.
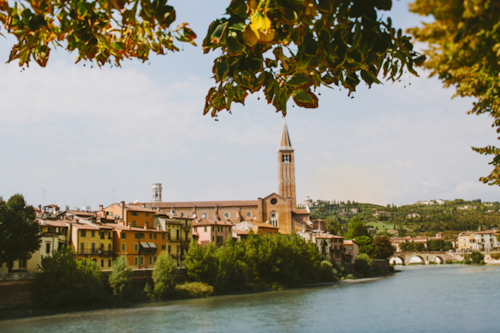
99, 205, 103, 211
128, 223, 131, 229
144, 222, 148, 230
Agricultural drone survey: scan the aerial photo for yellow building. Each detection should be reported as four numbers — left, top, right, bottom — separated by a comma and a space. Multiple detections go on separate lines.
457, 231, 473, 252
69, 221, 114, 270
154, 212, 193, 267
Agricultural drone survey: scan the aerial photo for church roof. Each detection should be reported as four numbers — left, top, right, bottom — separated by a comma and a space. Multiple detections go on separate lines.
143, 200, 259, 208
279, 122, 293, 150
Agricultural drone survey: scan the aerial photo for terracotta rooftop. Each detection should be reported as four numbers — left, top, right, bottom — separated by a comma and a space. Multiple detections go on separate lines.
123, 204, 157, 213
65, 210, 95, 217
141, 200, 259, 208
292, 208, 309, 215
39, 220, 69, 227
192, 219, 235, 227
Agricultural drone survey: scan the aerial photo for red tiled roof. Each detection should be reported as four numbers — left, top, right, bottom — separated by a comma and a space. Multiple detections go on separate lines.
292, 208, 309, 215
192, 219, 235, 227
124, 204, 157, 213
39, 220, 69, 227
141, 200, 259, 208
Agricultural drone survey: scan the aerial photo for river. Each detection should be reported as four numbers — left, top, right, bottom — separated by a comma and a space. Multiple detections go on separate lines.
1, 265, 498, 332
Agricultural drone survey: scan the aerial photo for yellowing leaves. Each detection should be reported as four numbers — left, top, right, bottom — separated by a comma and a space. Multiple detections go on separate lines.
249, 11, 271, 37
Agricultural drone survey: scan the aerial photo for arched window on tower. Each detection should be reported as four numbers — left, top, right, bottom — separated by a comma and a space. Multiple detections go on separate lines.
270, 211, 278, 228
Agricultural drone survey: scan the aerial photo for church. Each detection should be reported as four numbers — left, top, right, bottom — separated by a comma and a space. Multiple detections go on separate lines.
141, 123, 315, 234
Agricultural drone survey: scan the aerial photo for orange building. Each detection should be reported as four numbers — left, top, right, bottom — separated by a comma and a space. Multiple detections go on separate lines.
104, 202, 165, 268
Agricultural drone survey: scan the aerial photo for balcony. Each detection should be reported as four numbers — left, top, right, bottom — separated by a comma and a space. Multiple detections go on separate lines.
77, 248, 116, 257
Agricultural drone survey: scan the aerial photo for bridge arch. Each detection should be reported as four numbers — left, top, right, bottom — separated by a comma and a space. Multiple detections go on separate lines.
432, 255, 445, 264
408, 255, 425, 265
389, 256, 405, 265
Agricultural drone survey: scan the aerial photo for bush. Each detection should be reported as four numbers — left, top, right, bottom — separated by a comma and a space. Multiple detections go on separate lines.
108, 256, 132, 302
32, 248, 109, 309
319, 260, 336, 282
150, 251, 178, 300
354, 253, 372, 278
174, 282, 213, 298
465, 251, 485, 265
445, 259, 454, 265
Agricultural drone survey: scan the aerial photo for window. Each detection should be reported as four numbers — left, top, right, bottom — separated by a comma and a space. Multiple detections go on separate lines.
132, 221, 136, 227
101, 260, 104, 267
149, 257, 152, 265
80, 243, 84, 254
224, 212, 230, 219
108, 259, 111, 267
91, 243, 95, 253
154, 233, 157, 239
140, 257, 144, 265
122, 243, 126, 252
176, 230, 179, 240
162, 245, 166, 251
212, 236, 214, 242
246, 212, 252, 218
204, 226, 207, 232
131, 212, 138, 216
45, 243, 51, 254
228, 227, 231, 233
81, 230, 86, 237
121, 232, 126, 239
154, 256, 157, 263
270, 211, 278, 227
212, 226, 214, 232
100, 232, 105, 239
134, 244, 138, 252
162, 234, 165, 240
168, 246, 171, 254
145, 213, 149, 217
270, 198, 278, 205
91, 230, 95, 237
149, 233, 152, 239
202, 213, 207, 218
134, 257, 138, 265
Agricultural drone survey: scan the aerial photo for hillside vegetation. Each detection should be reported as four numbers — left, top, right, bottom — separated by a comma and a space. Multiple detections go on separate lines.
309, 199, 500, 238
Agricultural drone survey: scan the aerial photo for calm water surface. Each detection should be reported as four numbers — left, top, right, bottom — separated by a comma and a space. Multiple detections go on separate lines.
1, 265, 498, 332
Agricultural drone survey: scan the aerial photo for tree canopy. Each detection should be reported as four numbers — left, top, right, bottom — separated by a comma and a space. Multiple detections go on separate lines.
408, 0, 500, 185
0, 194, 40, 272
0, 0, 422, 116
344, 216, 369, 239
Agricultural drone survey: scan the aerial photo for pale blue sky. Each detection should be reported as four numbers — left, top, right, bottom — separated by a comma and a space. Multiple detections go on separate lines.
0, 0, 498, 209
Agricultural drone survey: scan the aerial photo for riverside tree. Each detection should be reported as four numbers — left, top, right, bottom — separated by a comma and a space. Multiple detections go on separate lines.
109, 256, 133, 302
0, 194, 40, 272
151, 251, 178, 300
32, 247, 107, 308
372, 235, 394, 259
0, 0, 421, 116
344, 216, 369, 239
408, 0, 500, 185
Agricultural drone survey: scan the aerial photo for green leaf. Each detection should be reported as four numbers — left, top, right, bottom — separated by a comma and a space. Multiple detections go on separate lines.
287, 73, 312, 88
211, 21, 229, 44
293, 91, 318, 108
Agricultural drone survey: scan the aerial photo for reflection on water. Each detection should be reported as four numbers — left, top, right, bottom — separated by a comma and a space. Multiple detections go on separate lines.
1, 265, 499, 332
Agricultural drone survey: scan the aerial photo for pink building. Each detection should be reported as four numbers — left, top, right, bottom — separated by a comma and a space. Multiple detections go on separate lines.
192, 219, 234, 246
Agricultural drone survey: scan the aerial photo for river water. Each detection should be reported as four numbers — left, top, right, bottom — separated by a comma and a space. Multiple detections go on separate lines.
1, 265, 498, 332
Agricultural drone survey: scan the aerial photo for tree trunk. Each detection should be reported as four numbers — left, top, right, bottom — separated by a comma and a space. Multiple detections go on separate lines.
7, 260, 13, 273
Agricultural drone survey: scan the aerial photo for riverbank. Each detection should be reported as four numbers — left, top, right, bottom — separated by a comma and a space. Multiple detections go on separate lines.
0, 272, 397, 322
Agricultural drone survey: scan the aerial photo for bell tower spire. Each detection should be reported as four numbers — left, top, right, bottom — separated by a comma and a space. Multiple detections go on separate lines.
277, 122, 296, 208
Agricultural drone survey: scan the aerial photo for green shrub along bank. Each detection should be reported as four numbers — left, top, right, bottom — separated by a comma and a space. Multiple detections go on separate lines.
32, 234, 393, 309
185, 233, 337, 294
465, 251, 485, 265
32, 248, 113, 309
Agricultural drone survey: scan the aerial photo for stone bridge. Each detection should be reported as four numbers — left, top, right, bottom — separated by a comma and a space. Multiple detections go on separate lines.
389, 252, 455, 265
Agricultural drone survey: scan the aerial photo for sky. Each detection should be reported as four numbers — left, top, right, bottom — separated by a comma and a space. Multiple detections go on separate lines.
0, 0, 498, 209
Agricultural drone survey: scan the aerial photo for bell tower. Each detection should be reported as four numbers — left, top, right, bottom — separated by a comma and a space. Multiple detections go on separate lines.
152, 183, 162, 203
277, 122, 296, 208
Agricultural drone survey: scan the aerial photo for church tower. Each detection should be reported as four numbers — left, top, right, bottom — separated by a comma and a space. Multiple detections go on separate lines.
277, 122, 296, 208
152, 183, 162, 203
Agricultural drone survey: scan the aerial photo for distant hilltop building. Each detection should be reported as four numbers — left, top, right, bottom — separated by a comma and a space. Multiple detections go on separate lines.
142, 122, 319, 235
414, 199, 445, 206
